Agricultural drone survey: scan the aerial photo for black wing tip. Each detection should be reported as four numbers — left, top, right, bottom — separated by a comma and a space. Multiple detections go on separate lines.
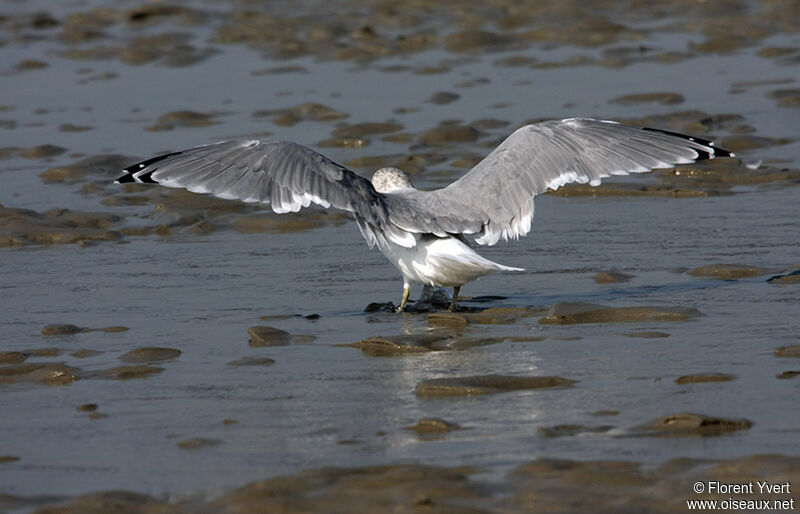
641, 126, 734, 160
115, 150, 183, 185
115, 173, 136, 184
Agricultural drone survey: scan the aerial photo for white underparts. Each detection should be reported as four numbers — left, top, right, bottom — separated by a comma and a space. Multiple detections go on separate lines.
377, 233, 523, 287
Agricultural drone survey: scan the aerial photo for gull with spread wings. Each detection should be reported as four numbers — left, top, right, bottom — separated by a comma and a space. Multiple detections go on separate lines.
116, 118, 732, 312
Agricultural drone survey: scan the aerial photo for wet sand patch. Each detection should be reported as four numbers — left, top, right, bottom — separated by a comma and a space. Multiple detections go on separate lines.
40, 155, 132, 184
31, 453, 800, 513
227, 356, 276, 366
253, 103, 348, 126
0, 351, 28, 364
41, 324, 84, 336
427, 307, 543, 326
538, 302, 702, 325
767, 88, 800, 108
118, 347, 182, 363
247, 326, 313, 346
675, 373, 735, 384
0, 363, 81, 386
594, 270, 634, 283
342, 334, 506, 357
416, 375, 575, 397
611, 92, 684, 105
687, 263, 770, 280
774, 345, 800, 358
92, 365, 164, 380
622, 331, 670, 338
641, 413, 752, 437
1, 206, 122, 247
248, 326, 291, 347
768, 270, 800, 284
145, 110, 221, 131
537, 424, 613, 438
177, 437, 221, 450
405, 418, 460, 437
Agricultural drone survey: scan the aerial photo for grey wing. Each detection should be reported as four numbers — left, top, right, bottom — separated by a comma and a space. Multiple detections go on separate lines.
115, 139, 415, 248
384, 118, 733, 245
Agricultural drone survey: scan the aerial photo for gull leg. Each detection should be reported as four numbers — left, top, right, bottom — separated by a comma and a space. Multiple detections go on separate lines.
449, 285, 461, 312
397, 284, 411, 313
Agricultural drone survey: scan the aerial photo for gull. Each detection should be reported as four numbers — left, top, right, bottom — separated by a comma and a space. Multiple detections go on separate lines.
115, 118, 732, 312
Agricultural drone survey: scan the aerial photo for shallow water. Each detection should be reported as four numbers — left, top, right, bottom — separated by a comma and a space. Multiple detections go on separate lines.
1, 0, 799, 508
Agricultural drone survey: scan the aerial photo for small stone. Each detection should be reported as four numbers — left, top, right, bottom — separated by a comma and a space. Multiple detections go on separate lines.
0, 456, 20, 464
777, 371, 800, 380
77, 403, 98, 412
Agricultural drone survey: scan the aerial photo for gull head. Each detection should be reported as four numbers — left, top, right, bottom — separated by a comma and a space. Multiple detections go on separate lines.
371, 167, 414, 193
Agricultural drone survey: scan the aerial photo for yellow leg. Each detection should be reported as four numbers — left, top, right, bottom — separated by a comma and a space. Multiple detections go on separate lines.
449, 285, 461, 312
397, 284, 410, 313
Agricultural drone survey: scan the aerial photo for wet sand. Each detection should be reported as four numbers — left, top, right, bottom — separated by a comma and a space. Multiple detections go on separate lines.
1, 0, 799, 511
